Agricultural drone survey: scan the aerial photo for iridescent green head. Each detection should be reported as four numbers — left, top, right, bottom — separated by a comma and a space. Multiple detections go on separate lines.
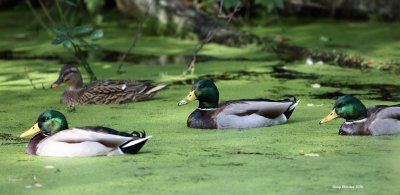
20, 110, 69, 137
320, 95, 367, 124
178, 79, 219, 109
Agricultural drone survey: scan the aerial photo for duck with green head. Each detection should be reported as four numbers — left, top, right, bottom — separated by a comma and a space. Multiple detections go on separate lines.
178, 79, 300, 129
320, 95, 400, 135
20, 110, 151, 157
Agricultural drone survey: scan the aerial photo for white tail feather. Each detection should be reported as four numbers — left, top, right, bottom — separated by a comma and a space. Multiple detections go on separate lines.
122, 136, 152, 148
145, 84, 167, 94
289, 100, 300, 111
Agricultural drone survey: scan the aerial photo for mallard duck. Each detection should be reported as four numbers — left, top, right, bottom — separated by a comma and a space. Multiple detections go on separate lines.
319, 95, 400, 135
177, 79, 300, 129
51, 64, 167, 104
20, 110, 151, 157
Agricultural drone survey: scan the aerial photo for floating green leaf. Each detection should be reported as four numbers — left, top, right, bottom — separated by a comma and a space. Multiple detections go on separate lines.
63, 39, 72, 48
222, 0, 240, 9
87, 44, 101, 50
90, 29, 103, 41
255, 0, 284, 12
53, 25, 68, 35
273, 0, 284, 9
79, 39, 89, 47
61, 0, 77, 7
51, 37, 64, 45
73, 25, 93, 35
84, 0, 106, 14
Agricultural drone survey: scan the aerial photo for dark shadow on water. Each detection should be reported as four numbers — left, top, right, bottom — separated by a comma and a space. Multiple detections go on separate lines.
271, 64, 319, 80
0, 133, 27, 145
313, 91, 348, 99
172, 63, 319, 85
229, 151, 294, 160
0, 49, 275, 65
200, 162, 244, 167
324, 43, 354, 49
0, 50, 60, 60
171, 70, 270, 85
103, 50, 211, 64
316, 82, 400, 101
101, 50, 276, 64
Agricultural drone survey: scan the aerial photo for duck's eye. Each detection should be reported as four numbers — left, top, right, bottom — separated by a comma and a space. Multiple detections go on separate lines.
199, 85, 204, 89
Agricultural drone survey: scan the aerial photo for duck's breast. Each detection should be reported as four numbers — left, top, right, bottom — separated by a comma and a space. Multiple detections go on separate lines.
339, 120, 369, 135
187, 109, 217, 129
26, 134, 46, 155
62, 90, 82, 104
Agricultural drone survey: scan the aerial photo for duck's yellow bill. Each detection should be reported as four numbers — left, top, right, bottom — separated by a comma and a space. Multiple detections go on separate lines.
51, 83, 60, 88
20, 123, 41, 138
51, 76, 64, 88
178, 90, 197, 106
319, 109, 339, 124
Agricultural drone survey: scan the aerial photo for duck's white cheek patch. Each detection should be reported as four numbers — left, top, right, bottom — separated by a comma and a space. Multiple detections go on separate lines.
121, 84, 127, 90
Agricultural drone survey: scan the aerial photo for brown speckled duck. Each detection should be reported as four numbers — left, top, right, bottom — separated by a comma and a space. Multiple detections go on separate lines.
51, 64, 167, 104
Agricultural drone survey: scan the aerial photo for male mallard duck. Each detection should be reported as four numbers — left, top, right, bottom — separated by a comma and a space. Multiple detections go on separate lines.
20, 110, 151, 157
51, 64, 167, 104
319, 95, 400, 135
177, 79, 300, 129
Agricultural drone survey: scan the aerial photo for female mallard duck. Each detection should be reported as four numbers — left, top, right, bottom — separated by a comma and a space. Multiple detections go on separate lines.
51, 64, 167, 104
177, 79, 300, 129
20, 110, 151, 157
319, 95, 400, 135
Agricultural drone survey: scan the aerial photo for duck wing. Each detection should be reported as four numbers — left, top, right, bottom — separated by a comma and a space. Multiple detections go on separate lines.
367, 104, 400, 116
47, 127, 135, 147
80, 80, 166, 104
215, 98, 299, 129
219, 98, 299, 119
367, 106, 400, 135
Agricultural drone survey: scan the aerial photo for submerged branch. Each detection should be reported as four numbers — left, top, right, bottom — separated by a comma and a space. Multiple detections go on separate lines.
116, 1, 152, 74
25, 0, 52, 36
272, 42, 370, 69
38, 0, 55, 26
181, 0, 241, 76
72, 43, 97, 82
24, 66, 37, 90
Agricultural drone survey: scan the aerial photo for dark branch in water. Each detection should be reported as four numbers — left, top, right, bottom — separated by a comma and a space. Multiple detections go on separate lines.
116, 1, 152, 74
24, 66, 37, 90
182, 0, 241, 76
71, 43, 97, 81
25, 0, 52, 36
38, 0, 55, 26
272, 42, 370, 69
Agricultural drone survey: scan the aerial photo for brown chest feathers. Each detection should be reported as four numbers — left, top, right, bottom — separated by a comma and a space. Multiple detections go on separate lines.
187, 109, 217, 129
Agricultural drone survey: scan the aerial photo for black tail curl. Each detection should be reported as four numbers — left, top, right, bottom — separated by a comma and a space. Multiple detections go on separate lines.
283, 97, 299, 120
130, 130, 146, 138
120, 131, 149, 154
